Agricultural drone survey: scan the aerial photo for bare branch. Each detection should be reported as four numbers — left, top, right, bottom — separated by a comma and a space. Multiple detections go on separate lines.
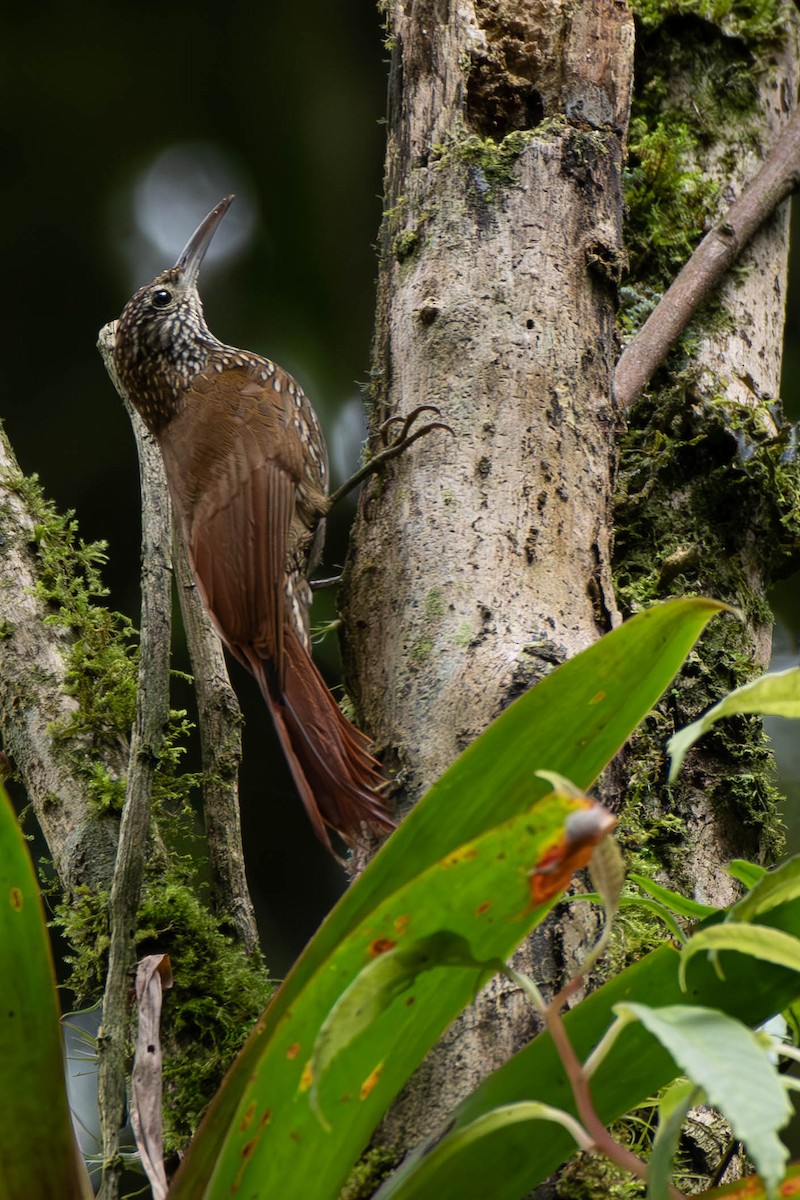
615, 104, 800, 409
97, 324, 173, 1200
171, 532, 258, 955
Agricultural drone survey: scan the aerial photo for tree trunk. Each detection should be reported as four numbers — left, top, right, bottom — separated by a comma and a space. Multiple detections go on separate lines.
342, 0, 799, 1170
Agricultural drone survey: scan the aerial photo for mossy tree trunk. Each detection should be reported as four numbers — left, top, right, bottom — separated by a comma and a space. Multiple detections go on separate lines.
341, 0, 800, 1177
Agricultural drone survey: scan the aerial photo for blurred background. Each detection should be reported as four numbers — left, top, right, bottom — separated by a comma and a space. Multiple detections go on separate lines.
4, 2, 800, 981
3, 0, 388, 975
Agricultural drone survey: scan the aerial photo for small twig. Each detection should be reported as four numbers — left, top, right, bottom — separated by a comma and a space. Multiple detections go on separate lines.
97, 325, 173, 1200
171, 531, 259, 955
511, 971, 685, 1200
615, 104, 800, 410
328, 406, 453, 508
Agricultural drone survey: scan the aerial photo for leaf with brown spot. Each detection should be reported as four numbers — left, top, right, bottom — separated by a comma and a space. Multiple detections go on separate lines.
169, 599, 726, 1200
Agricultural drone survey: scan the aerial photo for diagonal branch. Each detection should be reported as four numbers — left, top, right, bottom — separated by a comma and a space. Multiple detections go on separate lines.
615, 104, 800, 410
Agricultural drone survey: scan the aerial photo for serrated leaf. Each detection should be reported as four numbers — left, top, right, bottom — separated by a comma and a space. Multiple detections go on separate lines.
615, 1004, 791, 1199
668, 668, 800, 782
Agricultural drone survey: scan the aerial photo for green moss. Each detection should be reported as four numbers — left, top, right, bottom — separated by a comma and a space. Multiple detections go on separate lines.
8, 470, 139, 749
615, 6, 799, 880
339, 1147, 399, 1200
53, 885, 111, 999
393, 228, 420, 261
431, 128, 539, 199
632, 0, 786, 42
137, 880, 272, 1150
424, 587, 446, 620
410, 634, 433, 664
557, 1150, 646, 1199
54, 874, 272, 1152
612, 381, 795, 869
622, 14, 766, 298
8, 467, 271, 1149
454, 621, 473, 647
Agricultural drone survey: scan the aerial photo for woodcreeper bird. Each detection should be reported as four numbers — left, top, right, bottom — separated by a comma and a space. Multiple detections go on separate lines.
112, 195, 392, 854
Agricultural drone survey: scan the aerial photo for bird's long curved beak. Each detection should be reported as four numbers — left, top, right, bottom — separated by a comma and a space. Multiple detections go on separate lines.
174, 194, 235, 287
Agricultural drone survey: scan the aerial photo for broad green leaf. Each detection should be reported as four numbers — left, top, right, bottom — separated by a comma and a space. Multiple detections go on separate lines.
194, 792, 613, 1200
310, 931, 503, 1124
373, 1101, 593, 1200
170, 598, 724, 1200
0, 785, 92, 1200
616, 1004, 791, 1199
680, 923, 800, 987
648, 1080, 698, 1200
727, 856, 800, 924
628, 872, 718, 920
377, 898, 800, 1200
668, 667, 800, 781
728, 860, 767, 888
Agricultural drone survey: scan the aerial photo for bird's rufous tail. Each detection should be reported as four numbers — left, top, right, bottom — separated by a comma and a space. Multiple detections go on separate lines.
247, 629, 394, 854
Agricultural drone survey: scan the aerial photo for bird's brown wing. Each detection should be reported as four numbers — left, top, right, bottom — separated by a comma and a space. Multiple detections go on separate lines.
159, 361, 392, 851
164, 363, 309, 685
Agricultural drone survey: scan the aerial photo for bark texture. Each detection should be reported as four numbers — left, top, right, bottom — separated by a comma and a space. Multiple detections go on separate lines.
342, 0, 798, 1168
345, 0, 633, 803
0, 424, 123, 890
342, 0, 634, 1149
612, 7, 799, 917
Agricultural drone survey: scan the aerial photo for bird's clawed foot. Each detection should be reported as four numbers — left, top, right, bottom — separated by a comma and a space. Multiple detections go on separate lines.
328, 405, 453, 507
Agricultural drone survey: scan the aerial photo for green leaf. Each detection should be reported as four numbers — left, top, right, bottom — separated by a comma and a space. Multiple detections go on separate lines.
377, 898, 800, 1200
0, 785, 92, 1200
616, 1004, 791, 1199
628, 872, 719, 920
195, 791, 613, 1199
170, 598, 724, 1200
648, 1080, 698, 1200
309, 931, 503, 1126
727, 859, 767, 888
668, 667, 800, 781
680, 923, 800, 987
727, 856, 800, 925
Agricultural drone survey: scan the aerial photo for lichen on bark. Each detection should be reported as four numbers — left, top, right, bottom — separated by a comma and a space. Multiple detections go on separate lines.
612, 0, 800, 909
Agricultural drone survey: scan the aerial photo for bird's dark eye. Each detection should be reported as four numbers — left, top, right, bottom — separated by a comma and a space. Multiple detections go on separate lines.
151, 288, 173, 308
